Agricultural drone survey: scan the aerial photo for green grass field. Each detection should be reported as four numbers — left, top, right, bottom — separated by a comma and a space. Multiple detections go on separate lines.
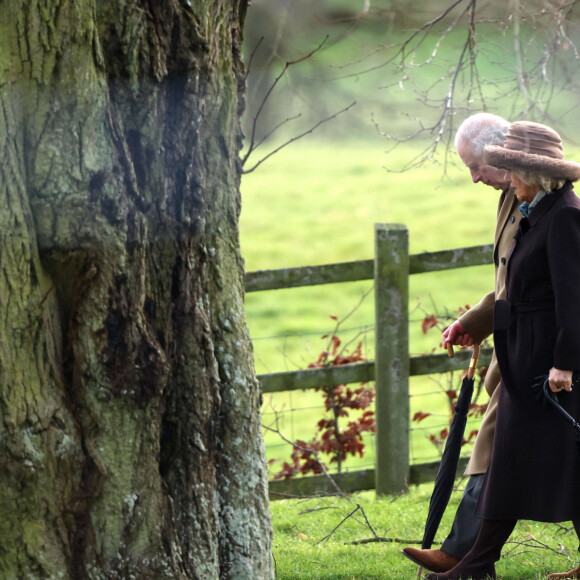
241, 141, 498, 368
240, 140, 500, 476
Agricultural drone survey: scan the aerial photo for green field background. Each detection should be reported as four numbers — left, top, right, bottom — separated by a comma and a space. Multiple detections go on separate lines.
240, 141, 499, 477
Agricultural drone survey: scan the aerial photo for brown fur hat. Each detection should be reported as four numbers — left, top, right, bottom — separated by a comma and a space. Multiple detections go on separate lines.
483, 121, 580, 182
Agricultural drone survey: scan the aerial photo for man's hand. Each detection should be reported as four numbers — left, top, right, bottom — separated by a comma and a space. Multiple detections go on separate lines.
442, 320, 475, 349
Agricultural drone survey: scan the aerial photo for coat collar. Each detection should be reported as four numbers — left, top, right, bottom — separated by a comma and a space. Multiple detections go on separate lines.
525, 181, 573, 228
509, 182, 572, 262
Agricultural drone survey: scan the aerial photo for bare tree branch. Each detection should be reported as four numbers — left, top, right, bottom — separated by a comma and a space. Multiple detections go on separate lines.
347, 535, 426, 545
244, 36, 264, 83
241, 36, 331, 168
316, 504, 362, 546
242, 101, 357, 174
317, 502, 424, 547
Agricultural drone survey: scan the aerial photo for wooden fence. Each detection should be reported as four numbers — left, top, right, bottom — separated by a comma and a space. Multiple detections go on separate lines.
245, 224, 494, 498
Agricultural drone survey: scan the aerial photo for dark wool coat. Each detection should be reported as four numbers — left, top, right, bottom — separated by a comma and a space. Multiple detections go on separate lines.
478, 182, 580, 522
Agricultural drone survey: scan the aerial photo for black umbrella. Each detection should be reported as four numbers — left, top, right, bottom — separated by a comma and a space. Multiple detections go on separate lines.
532, 375, 580, 458
421, 344, 482, 551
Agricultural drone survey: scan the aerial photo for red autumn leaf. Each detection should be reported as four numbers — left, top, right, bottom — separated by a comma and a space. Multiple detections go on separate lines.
274, 328, 379, 481
421, 315, 438, 334
331, 335, 341, 355
468, 429, 479, 439
412, 411, 431, 423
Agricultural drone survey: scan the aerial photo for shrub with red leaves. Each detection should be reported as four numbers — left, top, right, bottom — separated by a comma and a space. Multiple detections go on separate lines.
273, 328, 376, 480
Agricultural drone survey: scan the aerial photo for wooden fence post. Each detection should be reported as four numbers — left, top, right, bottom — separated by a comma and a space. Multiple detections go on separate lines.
374, 224, 409, 495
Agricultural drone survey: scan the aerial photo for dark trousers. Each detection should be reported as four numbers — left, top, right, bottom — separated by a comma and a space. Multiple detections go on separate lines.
442, 473, 580, 561
441, 474, 485, 560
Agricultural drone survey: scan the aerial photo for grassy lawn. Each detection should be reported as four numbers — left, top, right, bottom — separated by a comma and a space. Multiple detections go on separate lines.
270, 485, 580, 579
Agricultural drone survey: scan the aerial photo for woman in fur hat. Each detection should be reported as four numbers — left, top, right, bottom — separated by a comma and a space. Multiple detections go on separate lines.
426, 121, 580, 580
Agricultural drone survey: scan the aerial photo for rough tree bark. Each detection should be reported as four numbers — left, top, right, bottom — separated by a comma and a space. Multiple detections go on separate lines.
0, 1, 273, 578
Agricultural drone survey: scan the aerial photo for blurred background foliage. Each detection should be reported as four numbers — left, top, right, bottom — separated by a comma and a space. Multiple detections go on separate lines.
242, 0, 580, 153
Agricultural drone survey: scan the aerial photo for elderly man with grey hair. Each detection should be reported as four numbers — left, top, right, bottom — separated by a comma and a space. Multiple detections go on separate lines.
403, 114, 580, 579
403, 112, 515, 573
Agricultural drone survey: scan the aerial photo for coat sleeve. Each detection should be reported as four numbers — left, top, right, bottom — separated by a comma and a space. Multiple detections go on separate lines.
459, 190, 514, 343
459, 290, 495, 343
548, 205, 580, 370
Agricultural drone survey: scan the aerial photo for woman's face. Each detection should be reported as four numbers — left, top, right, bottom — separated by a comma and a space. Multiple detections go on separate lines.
510, 173, 540, 203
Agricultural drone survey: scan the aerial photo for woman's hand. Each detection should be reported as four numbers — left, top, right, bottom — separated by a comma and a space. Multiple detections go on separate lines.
548, 367, 574, 392
442, 320, 474, 349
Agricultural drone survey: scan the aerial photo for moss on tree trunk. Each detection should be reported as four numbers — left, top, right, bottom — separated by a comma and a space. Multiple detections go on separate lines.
0, 1, 272, 578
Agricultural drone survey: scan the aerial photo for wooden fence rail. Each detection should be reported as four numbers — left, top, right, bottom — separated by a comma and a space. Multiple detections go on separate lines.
246, 224, 494, 498
245, 243, 493, 291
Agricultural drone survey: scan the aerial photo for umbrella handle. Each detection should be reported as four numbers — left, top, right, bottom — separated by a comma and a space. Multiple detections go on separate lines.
446, 344, 481, 375
467, 344, 481, 379
542, 378, 580, 429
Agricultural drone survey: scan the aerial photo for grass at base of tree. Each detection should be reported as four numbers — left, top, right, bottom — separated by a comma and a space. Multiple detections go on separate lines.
270, 485, 580, 579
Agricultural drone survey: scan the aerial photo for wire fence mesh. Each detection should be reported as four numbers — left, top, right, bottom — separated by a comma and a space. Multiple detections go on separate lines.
256, 325, 486, 481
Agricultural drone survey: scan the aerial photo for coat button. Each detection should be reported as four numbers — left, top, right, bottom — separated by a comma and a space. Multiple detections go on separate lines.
510, 216, 516, 223
501, 257, 506, 265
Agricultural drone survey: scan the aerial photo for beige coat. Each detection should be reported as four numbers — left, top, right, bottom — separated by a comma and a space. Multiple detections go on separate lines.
459, 189, 519, 475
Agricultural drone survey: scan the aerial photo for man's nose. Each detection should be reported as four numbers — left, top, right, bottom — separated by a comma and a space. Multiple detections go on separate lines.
470, 168, 481, 183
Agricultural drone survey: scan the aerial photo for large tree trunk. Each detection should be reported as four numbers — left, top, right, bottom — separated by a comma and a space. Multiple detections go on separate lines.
0, 1, 273, 578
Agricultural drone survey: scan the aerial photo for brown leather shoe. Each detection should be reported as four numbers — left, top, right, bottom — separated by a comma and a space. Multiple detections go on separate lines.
401, 547, 460, 573
548, 565, 580, 579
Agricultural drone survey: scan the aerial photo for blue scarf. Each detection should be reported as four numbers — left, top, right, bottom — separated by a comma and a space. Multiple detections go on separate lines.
519, 190, 547, 217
